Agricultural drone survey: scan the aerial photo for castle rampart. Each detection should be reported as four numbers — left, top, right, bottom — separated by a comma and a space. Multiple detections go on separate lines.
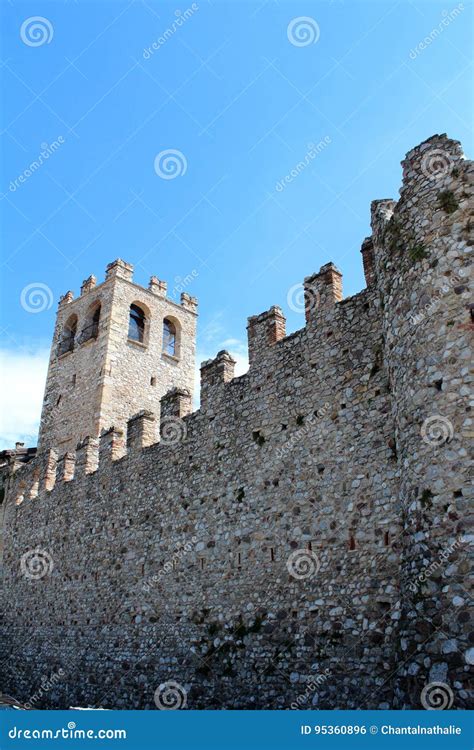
0, 135, 471, 710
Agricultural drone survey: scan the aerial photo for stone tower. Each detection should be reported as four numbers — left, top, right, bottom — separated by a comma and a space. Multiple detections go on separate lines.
368, 134, 472, 706
37, 259, 197, 453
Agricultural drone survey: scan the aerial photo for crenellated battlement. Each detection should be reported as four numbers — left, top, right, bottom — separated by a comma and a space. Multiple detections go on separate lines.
2, 135, 472, 711
38, 136, 471, 457
0, 287, 402, 506
10, 283, 381, 504
58, 258, 198, 312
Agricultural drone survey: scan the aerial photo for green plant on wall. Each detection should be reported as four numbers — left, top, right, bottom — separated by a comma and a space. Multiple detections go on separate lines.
438, 190, 459, 214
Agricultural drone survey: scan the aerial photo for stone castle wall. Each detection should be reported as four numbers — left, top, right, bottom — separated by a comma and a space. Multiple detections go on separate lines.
371, 135, 473, 706
0, 135, 471, 710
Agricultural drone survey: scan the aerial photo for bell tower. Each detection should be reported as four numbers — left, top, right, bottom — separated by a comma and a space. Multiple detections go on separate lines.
37, 259, 197, 453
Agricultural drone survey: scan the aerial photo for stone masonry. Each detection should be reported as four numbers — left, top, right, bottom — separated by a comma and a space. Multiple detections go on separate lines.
37, 259, 197, 453
0, 135, 472, 710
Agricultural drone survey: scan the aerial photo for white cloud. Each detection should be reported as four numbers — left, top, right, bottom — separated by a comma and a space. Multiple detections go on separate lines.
0, 347, 50, 450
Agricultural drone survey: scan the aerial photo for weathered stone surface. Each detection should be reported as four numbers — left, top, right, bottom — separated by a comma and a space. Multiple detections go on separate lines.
37, 259, 197, 453
0, 135, 472, 710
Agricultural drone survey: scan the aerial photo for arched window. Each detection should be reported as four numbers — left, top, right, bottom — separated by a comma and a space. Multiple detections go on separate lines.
58, 315, 77, 355
82, 303, 101, 343
163, 318, 177, 356
128, 304, 146, 343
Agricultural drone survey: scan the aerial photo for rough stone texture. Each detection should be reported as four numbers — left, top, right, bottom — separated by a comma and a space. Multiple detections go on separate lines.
0, 135, 472, 710
370, 134, 473, 708
0, 446, 36, 568
37, 259, 197, 453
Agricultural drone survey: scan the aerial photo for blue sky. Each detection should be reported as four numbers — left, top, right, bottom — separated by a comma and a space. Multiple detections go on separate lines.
0, 0, 472, 448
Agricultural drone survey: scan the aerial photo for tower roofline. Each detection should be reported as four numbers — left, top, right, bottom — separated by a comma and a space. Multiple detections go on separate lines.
58, 258, 198, 316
